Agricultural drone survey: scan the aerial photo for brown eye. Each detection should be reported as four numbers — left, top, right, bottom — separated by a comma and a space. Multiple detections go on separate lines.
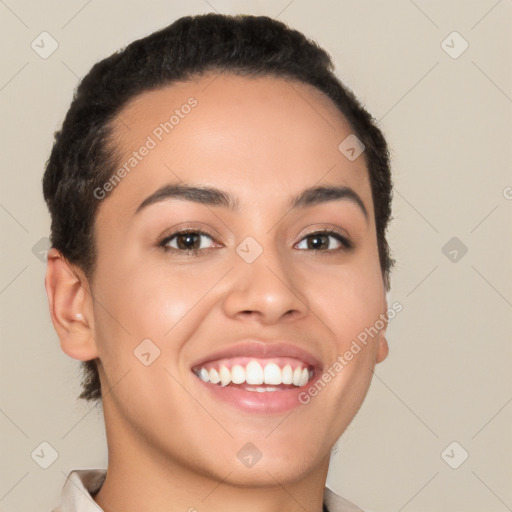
160, 230, 216, 253
296, 231, 352, 251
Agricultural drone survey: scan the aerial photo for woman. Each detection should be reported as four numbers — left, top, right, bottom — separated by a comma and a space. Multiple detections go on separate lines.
43, 13, 394, 512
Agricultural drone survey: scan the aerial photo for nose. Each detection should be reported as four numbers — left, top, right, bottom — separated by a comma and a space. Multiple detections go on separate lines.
221, 241, 309, 325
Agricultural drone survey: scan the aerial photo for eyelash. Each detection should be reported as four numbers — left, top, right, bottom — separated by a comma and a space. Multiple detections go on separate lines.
158, 227, 353, 255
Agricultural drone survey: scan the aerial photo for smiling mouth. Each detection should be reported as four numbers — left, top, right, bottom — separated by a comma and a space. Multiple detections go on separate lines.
191, 356, 316, 391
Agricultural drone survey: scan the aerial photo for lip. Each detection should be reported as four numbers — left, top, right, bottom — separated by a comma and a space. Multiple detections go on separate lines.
190, 340, 323, 414
190, 340, 323, 370
193, 373, 321, 414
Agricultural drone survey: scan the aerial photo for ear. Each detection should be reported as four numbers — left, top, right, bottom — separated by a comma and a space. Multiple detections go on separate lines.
376, 336, 389, 364
45, 248, 98, 361
375, 286, 390, 364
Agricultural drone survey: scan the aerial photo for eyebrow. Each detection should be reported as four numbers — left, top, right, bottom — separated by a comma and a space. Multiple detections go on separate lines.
135, 183, 368, 220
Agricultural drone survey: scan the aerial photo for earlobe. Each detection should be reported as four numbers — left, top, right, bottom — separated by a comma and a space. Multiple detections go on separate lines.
375, 285, 390, 364
45, 248, 98, 361
376, 336, 389, 364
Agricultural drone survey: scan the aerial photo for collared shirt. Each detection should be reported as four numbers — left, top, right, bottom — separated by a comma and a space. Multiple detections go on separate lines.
51, 469, 365, 512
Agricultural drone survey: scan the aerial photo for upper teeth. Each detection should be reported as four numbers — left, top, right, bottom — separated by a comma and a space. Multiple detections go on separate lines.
194, 361, 313, 387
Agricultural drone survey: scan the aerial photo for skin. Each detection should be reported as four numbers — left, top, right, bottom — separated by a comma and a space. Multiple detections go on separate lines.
45, 72, 389, 512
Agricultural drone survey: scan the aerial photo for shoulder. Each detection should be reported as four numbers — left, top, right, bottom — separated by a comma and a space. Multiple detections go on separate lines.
53, 470, 366, 512
323, 485, 366, 512
51, 469, 107, 512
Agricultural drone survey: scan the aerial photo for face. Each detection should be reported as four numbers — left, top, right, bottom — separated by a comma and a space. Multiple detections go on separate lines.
83, 73, 388, 485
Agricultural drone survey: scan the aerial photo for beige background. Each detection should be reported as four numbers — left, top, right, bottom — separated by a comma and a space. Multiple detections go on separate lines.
1, 1, 511, 511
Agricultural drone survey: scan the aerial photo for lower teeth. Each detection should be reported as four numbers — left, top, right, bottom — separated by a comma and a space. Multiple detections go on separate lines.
244, 386, 279, 392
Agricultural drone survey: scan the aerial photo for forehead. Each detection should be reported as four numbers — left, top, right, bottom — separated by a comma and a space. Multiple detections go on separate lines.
103, 72, 372, 216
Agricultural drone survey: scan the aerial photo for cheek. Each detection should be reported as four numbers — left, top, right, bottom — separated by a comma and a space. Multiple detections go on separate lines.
307, 258, 384, 344
313, 257, 384, 408
91, 255, 221, 365
90, 264, 203, 421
